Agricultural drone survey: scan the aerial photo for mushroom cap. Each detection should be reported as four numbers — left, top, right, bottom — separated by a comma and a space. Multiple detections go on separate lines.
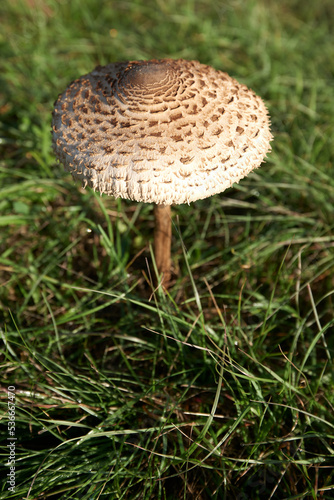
52, 59, 272, 205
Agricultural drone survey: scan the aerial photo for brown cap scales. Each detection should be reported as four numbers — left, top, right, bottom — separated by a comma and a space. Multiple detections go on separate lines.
52, 59, 272, 205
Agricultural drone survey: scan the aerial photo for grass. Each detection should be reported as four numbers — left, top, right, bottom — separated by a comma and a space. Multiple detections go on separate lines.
1, 0, 334, 498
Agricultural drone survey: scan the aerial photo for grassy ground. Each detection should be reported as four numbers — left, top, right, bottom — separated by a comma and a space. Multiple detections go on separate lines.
1, 0, 334, 498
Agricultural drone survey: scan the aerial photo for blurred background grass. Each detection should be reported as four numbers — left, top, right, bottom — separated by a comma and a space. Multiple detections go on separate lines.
1, 0, 334, 499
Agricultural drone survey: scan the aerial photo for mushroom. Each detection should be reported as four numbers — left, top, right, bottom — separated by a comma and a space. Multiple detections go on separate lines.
52, 59, 272, 286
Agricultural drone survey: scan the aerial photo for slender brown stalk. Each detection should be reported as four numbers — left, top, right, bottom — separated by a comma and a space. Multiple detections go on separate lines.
153, 204, 172, 286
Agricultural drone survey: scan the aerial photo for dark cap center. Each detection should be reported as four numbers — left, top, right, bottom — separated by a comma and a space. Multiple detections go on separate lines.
123, 62, 170, 88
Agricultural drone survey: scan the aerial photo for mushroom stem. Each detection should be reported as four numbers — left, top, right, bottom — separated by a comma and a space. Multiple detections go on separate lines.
153, 204, 172, 285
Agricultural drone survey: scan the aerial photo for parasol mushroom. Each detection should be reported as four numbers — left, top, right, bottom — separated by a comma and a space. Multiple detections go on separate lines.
52, 59, 272, 286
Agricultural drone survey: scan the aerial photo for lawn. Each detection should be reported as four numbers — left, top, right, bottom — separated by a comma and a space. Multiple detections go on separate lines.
1, 0, 334, 498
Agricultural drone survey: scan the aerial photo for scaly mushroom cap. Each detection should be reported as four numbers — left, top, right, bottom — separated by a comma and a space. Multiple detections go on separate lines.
52, 59, 272, 204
